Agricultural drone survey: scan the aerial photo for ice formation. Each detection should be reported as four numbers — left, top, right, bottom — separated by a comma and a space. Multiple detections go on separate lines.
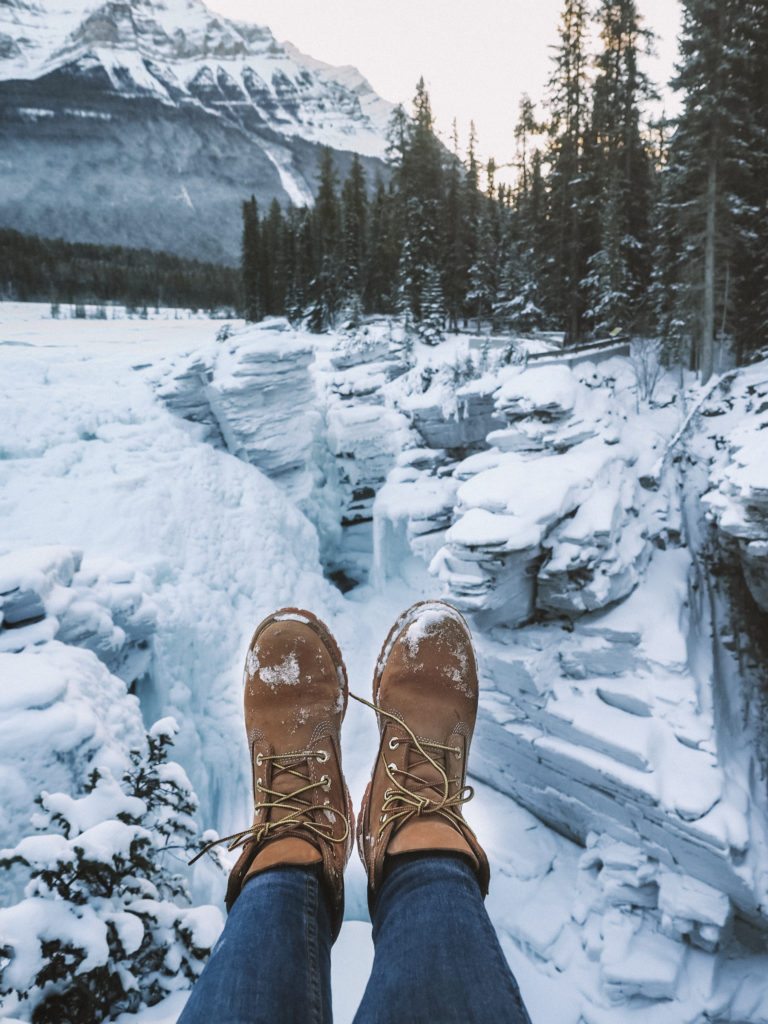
2, 304, 768, 1023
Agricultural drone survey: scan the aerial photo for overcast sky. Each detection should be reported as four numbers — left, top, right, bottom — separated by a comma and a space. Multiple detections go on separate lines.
208, 0, 682, 166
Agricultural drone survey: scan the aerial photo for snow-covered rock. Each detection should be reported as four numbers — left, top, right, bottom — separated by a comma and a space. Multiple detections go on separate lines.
490, 363, 608, 452
371, 359, 663, 625
0, 546, 157, 682
537, 466, 654, 615
702, 365, 768, 614
403, 372, 504, 451
153, 352, 224, 447
0, 642, 146, 850
205, 328, 319, 499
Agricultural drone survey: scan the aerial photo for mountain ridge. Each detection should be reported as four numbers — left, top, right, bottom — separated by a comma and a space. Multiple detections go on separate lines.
0, 0, 393, 263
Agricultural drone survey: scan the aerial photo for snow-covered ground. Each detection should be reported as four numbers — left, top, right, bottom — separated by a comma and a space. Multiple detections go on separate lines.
2, 303, 768, 1023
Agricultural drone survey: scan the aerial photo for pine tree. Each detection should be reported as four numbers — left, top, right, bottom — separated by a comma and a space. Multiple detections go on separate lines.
0, 719, 222, 1022
584, 0, 656, 337
365, 179, 398, 314
308, 148, 342, 330
461, 122, 482, 325
730, 3, 768, 361
442, 121, 467, 330
417, 265, 446, 345
395, 79, 446, 323
340, 153, 368, 303
262, 199, 287, 316
514, 95, 540, 198
467, 161, 503, 331
543, 0, 591, 342
498, 148, 547, 332
241, 196, 261, 322
659, 0, 768, 377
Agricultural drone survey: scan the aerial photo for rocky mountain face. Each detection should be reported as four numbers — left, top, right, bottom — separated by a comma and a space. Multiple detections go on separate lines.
0, 0, 392, 263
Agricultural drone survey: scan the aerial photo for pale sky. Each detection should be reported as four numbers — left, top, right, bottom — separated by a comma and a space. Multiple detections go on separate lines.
208, 0, 682, 167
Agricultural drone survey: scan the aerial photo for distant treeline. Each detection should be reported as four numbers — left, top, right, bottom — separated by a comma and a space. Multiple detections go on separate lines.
0, 229, 240, 312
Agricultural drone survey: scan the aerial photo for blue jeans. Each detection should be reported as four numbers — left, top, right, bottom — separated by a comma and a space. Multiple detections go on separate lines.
180, 853, 532, 1024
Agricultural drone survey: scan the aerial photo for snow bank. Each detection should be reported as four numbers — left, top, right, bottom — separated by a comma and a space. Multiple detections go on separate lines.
0, 326, 337, 839
0, 642, 145, 849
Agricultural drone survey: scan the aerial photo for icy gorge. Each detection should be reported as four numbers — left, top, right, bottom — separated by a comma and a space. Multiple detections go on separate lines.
1, 306, 767, 1022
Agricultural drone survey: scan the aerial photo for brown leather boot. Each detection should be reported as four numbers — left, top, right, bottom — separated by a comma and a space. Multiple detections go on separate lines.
355, 600, 490, 906
205, 608, 353, 937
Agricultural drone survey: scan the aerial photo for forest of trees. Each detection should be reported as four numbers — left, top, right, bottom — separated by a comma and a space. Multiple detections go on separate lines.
0, 229, 239, 313
241, 0, 768, 380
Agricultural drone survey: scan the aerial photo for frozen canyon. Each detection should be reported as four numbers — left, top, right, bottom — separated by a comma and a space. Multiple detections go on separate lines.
1, 304, 768, 1022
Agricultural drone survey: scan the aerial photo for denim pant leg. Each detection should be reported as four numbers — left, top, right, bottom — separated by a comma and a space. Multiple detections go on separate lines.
353, 853, 532, 1024
179, 865, 334, 1024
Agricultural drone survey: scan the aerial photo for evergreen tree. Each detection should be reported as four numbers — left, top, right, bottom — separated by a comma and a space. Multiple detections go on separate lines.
461, 122, 482, 324
543, 0, 591, 342
442, 121, 467, 330
365, 179, 398, 313
395, 79, 446, 322
241, 196, 261, 322
659, 0, 768, 374
730, 3, 768, 361
513, 95, 540, 198
261, 198, 287, 316
416, 265, 446, 345
584, 0, 656, 337
468, 160, 503, 330
0, 720, 222, 1022
340, 153, 368, 302
308, 148, 343, 330
498, 148, 547, 332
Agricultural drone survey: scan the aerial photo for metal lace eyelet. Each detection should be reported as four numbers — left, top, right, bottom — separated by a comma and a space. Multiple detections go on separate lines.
321, 775, 331, 791
389, 737, 400, 750
255, 753, 263, 766
316, 750, 330, 763
256, 778, 262, 789
454, 747, 462, 759
388, 763, 398, 773
380, 813, 388, 824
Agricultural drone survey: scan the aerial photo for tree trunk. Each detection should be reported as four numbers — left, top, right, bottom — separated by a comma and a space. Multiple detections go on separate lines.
700, 158, 717, 383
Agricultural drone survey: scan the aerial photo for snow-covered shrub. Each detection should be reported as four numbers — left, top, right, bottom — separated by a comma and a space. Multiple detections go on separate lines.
0, 719, 223, 1023
630, 337, 664, 405
501, 339, 527, 367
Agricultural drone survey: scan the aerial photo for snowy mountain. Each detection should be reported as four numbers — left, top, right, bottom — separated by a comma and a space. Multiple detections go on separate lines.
0, 0, 393, 262
2, 303, 768, 1022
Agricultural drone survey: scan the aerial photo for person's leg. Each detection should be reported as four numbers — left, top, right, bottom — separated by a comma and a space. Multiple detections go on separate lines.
354, 853, 531, 1024
353, 601, 533, 1023
179, 865, 334, 1024
183, 607, 354, 1024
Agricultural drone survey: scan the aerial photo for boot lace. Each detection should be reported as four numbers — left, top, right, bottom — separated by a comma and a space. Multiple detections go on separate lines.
350, 692, 477, 841
190, 748, 349, 865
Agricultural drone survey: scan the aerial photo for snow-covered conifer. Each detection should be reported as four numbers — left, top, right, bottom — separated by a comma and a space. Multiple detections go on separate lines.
0, 719, 223, 1023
